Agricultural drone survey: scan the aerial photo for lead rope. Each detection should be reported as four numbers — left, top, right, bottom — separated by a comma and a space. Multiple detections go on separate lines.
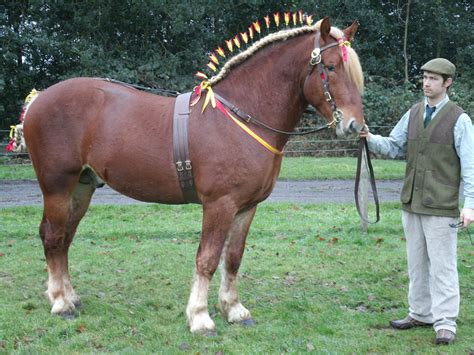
354, 138, 380, 223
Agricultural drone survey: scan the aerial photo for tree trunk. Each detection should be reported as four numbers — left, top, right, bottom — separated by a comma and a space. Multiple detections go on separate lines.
403, 0, 411, 83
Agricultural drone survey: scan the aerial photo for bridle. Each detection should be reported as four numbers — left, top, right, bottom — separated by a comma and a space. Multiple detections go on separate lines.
210, 29, 349, 136
304, 30, 345, 130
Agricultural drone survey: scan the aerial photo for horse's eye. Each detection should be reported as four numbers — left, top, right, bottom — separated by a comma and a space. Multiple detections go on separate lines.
327, 65, 336, 72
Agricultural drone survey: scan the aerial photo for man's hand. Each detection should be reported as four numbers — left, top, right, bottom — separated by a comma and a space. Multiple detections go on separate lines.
359, 124, 370, 139
460, 208, 474, 228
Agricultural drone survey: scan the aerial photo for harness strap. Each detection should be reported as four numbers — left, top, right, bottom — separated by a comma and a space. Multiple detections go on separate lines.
172, 92, 199, 203
354, 138, 380, 223
213, 92, 333, 136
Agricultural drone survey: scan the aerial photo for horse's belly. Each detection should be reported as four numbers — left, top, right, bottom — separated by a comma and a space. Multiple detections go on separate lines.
88, 140, 186, 204
95, 165, 186, 204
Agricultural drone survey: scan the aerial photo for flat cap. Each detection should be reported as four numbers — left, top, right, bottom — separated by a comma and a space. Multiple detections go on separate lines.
421, 58, 456, 76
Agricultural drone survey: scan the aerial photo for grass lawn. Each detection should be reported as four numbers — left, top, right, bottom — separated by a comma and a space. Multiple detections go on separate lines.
0, 156, 406, 181
0, 203, 472, 353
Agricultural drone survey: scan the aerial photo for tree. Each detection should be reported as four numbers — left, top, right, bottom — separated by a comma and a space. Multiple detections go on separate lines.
1, 1, 472, 129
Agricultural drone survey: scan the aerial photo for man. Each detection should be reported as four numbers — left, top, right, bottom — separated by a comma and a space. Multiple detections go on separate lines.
360, 58, 474, 345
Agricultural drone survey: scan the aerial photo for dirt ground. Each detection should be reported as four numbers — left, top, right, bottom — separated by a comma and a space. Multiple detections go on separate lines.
0, 179, 405, 208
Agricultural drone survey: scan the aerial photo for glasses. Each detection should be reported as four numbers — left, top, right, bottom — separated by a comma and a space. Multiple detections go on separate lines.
449, 221, 472, 245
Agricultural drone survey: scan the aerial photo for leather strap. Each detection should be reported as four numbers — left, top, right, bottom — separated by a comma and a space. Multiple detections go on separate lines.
354, 138, 380, 224
173, 92, 199, 203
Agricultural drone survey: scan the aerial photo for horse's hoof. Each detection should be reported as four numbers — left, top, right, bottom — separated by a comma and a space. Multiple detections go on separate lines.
239, 318, 256, 327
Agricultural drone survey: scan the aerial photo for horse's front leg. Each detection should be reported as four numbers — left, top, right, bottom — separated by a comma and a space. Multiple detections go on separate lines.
186, 199, 237, 335
219, 207, 256, 325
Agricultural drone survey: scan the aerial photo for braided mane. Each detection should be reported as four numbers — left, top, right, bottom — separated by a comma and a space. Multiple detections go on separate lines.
198, 16, 364, 94
208, 25, 319, 86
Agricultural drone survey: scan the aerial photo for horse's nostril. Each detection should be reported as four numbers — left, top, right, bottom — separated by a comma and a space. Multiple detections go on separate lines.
349, 120, 355, 132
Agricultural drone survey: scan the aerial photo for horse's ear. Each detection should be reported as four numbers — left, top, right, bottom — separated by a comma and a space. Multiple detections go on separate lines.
320, 17, 331, 42
343, 21, 359, 41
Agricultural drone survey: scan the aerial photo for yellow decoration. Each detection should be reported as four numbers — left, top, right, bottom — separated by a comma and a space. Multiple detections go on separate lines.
209, 53, 219, 65
233, 35, 241, 49
222, 108, 282, 155
9, 125, 16, 139
207, 62, 217, 72
225, 39, 234, 52
216, 47, 225, 57
253, 20, 261, 34
292, 13, 297, 26
284, 12, 290, 26
306, 15, 313, 25
273, 12, 280, 27
241, 32, 248, 44
199, 82, 216, 113
264, 15, 270, 29
248, 26, 254, 39
195, 71, 208, 80
193, 82, 282, 156
25, 89, 38, 103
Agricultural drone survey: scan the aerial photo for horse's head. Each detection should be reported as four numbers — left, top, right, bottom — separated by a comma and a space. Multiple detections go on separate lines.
303, 17, 365, 137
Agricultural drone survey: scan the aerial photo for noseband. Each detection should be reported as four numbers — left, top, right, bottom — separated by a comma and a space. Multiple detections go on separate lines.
304, 30, 345, 128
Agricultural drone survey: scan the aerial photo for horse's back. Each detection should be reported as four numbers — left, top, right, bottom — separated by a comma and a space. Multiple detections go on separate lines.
24, 77, 184, 203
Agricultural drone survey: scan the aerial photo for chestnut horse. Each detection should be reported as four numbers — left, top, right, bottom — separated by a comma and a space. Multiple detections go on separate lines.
23, 18, 365, 334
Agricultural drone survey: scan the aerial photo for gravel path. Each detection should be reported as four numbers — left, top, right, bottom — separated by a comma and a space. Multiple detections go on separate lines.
0, 179, 405, 207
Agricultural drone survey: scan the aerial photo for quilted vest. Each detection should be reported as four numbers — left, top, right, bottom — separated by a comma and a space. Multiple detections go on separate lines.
400, 100, 464, 217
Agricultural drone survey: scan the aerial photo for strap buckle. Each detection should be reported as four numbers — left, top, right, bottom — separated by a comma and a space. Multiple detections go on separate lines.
324, 91, 332, 102
184, 160, 192, 171
310, 48, 321, 65
332, 109, 343, 123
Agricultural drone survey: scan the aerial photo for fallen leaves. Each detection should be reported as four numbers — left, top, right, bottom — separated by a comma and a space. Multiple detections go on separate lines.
76, 324, 86, 333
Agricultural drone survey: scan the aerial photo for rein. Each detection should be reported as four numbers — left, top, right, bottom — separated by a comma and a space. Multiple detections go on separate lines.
355, 138, 380, 224
101, 78, 181, 97
211, 91, 335, 136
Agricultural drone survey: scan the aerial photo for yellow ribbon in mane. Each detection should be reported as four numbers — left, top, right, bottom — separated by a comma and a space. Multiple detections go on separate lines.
9, 125, 16, 139
201, 83, 216, 113
25, 89, 38, 103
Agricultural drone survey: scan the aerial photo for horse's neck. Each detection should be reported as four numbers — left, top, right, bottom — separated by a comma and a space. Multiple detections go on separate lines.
214, 34, 312, 149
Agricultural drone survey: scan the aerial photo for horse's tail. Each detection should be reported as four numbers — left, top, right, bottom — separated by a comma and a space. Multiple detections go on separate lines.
5, 89, 40, 153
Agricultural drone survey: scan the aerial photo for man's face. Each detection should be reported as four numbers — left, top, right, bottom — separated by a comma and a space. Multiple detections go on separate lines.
423, 71, 452, 100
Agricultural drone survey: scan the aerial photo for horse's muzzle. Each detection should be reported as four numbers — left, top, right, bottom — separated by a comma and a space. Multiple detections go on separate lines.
336, 117, 364, 137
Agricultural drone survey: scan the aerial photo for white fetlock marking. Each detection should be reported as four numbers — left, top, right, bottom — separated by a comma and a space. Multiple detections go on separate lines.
219, 247, 251, 323
189, 312, 215, 334
50, 298, 75, 314
227, 303, 251, 323
63, 274, 80, 305
187, 271, 215, 333
46, 269, 76, 313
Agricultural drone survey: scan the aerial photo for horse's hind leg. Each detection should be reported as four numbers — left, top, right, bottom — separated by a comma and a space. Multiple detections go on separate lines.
219, 207, 256, 325
39, 175, 95, 316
